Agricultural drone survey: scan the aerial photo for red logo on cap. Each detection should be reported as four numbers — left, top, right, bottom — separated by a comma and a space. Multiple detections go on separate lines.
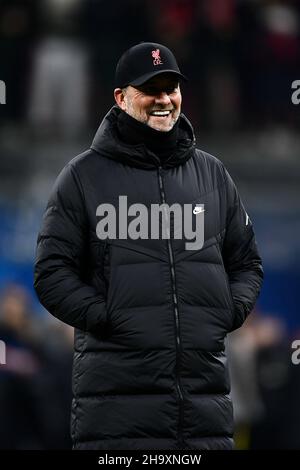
152, 49, 163, 66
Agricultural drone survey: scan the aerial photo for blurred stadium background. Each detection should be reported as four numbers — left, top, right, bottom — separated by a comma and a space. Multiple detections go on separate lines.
0, 0, 299, 449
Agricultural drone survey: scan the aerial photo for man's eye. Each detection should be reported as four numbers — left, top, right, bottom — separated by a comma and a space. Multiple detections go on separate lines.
142, 87, 177, 95
165, 87, 177, 94
146, 88, 156, 94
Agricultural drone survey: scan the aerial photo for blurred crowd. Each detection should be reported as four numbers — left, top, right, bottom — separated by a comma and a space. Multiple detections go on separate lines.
0, 0, 300, 135
0, 284, 73, 449
228, 312, 300, 449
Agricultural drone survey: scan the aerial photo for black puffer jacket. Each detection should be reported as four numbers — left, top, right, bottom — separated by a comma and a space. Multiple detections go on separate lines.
34, 106, 263, 450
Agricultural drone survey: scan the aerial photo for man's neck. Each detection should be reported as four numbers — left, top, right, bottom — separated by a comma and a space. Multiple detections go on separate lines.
116, 109, 179, 161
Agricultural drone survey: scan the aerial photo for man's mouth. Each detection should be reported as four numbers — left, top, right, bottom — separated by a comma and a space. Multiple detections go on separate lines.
149, 110, 172, 117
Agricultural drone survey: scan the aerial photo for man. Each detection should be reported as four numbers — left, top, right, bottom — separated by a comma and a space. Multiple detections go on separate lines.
34, 42, 263, 450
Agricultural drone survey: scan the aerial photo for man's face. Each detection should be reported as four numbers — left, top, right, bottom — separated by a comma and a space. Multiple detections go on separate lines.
115, 73, 182, 132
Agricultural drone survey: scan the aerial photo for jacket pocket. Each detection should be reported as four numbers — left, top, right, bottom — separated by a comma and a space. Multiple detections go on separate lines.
101, 241, 113, 322
102, 241, 111, 288
216, 243, 236, 328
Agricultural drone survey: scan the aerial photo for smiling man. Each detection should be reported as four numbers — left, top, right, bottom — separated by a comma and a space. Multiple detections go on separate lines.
114, 73, 182, 132
114, 42, 184, 132
34, 42, 263, 450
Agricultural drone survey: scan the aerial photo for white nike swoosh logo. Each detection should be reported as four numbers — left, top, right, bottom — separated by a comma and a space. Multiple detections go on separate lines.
193, 207, 205, 215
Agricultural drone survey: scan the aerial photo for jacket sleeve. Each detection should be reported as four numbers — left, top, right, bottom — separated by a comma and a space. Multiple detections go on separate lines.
34, 163, 107, 332
221, 166, 263, 331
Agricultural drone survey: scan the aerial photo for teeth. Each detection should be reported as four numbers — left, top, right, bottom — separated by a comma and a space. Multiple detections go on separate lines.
151, 111, 170, 116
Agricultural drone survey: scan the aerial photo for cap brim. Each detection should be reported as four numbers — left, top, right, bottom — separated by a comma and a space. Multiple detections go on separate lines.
129, 70, 187, 87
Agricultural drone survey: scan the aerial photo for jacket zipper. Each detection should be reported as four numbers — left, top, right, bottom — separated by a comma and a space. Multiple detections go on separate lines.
157, 165, 184, 446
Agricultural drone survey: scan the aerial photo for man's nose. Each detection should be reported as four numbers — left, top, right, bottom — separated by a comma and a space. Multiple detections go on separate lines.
154, 91, 171, 105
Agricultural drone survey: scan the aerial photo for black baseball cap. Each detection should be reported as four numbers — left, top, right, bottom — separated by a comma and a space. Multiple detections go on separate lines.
115, 42, 187, 88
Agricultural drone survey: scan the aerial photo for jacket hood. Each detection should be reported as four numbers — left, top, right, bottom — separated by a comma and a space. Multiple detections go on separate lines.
90, 105, 196, 170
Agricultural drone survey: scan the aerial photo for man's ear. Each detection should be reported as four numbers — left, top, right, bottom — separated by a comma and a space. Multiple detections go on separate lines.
114, 88, 126, 110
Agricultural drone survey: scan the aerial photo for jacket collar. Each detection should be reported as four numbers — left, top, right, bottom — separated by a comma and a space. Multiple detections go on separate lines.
90, 106, 196, 170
